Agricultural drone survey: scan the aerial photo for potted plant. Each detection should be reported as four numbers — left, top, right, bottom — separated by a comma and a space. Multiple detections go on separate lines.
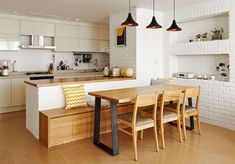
195, 34, 201, 42
201, 33, 208, 41
211, 27, 223, 40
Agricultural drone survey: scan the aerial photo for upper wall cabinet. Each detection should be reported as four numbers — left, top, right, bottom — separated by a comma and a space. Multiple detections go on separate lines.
20, 20, 55, 36
55, 38, 79, 52
55, 24, 78, 38
78, 26, 99, 39
0, 18, 19, 35
78, 26, 109, 40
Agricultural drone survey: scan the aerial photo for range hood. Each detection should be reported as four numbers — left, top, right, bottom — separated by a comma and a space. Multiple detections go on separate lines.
21, 35, 56, 50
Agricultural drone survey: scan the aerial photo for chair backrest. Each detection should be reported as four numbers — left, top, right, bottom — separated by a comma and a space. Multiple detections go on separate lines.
162, 90, 181, 102
182, 86, 200, 110
132, 94, 158, 125
160, 90, 181, 116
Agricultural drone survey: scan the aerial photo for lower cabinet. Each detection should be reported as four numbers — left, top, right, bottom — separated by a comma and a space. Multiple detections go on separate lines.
0, 79, 11, 107
11, 78, 28, 106
0, 78, 28, 109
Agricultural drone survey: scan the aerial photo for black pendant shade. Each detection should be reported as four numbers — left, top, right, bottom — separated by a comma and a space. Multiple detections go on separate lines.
167, 19, 182, 31
146, 0, 162, 29
146, 16, 162, 29
121, 13, 138, 27
167, 0, 182, 32
121, 0, 138, 27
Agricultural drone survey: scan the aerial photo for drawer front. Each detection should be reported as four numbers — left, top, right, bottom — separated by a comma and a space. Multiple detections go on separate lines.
49, 116, 73, 146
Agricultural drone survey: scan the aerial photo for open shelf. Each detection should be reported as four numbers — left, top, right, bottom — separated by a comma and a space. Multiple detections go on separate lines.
170, 39, 229, 56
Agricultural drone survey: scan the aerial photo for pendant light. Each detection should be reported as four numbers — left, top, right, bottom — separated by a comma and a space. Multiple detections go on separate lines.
146, 0, 162, 29
121, 0, 138, 27
167, 0, 182, 31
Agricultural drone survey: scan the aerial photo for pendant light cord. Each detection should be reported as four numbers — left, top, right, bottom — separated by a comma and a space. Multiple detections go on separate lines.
153, 0, 155, 16
129, 0, 131, 12
174, 0, 176, 19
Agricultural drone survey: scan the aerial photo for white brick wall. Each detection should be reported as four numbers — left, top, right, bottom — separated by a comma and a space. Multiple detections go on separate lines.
176, 79, 235, 131
170, 40, 230, 55
110, 8, 164, 84
109, 10, 137, 74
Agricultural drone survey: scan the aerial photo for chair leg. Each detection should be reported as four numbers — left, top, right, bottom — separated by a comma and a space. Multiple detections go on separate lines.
140, 130, 144, 140
177, 118, 183, 143
160, 123, 165, 149
153, 123, 159, 152
196, 115, 202, 135
182, 116, 187, 140
132, 130, 138, 161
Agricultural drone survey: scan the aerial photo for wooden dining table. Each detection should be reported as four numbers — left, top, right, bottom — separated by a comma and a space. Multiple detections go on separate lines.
88, 84, 196, 156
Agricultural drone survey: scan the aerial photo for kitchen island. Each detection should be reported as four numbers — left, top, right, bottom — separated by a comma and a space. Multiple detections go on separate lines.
25, 76, 139, 139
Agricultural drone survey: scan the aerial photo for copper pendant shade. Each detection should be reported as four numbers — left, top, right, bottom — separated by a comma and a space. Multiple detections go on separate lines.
167, 0, 182, 31
121, 0, 138, 27
146, 0, 162, 29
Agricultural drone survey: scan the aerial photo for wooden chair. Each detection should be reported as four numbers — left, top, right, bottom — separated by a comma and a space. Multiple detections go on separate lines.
143, 90, 183, 149
181, 87, 201, 140
118, 94, 159, 161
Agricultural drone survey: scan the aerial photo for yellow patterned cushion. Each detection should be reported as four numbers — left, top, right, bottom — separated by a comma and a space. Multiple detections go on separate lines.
63, 85, 87, 109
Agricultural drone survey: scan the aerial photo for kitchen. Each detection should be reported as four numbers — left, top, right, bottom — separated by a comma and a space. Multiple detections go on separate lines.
0, 0, 235, 163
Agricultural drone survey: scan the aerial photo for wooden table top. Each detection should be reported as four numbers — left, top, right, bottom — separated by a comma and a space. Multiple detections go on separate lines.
24, 76, 135, 87
89, 85, 195, 104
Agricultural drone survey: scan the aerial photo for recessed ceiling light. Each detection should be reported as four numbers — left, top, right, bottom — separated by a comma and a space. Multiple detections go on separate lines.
75, 18, 80, 22
13, 11, 18, 14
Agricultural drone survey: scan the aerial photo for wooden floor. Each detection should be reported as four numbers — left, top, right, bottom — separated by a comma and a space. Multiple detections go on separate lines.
0, 111, 235, 164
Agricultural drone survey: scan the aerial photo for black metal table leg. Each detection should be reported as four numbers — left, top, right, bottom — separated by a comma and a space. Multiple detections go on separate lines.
93, 97, 119, 156
188, 98, 195, 130
93, 97, 101, 144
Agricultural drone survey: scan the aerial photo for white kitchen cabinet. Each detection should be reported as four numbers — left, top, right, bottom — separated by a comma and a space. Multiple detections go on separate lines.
55, 37, 79, 52
0, 18, 19, 35
78, 26, 109, 40
78, 39, 109, 52
0, 79, 12, 108
55, 24, 78, 38
20, 20, 55, 36
98, 28, 109, 40
78, 26, 99, 40
11, 78, 28, 106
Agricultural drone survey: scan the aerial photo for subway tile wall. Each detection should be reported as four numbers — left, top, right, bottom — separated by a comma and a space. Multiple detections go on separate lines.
0, 50, 108, 71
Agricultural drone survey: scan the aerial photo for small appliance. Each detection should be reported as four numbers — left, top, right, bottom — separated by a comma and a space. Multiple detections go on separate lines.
111, 67, 120, 77
1, 60, 10, 76
177, 72, 195, 79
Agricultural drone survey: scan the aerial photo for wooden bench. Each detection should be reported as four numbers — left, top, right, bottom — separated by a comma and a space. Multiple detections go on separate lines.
39, 103, 133, 148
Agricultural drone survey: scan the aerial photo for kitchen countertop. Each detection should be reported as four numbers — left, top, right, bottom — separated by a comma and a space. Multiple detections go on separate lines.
0, 69, 103, 79
24, 76, 136, 87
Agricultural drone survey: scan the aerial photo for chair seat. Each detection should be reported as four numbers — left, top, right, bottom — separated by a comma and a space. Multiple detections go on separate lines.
144, 108, 178, 119
87, 100, 110, 109
164, 104, 197, 113
119, 112, 154, 127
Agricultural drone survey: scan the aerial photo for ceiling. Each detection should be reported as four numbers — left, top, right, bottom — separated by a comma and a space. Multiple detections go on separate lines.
0, 0, 206, 24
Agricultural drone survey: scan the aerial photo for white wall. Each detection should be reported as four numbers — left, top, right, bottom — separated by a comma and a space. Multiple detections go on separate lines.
110, 8, 163, 84
109, 9, 137, 74
136, 8, 163, 82
0, 50, 109, 71
174, 54, 229, 76
163, 0, 234, 78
